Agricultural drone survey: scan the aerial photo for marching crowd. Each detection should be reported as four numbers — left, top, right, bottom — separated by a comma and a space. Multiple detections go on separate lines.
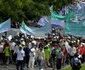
0, 33, 85, 70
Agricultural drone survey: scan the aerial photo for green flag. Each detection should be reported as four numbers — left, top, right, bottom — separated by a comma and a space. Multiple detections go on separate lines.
51, 10, 74, 20
65, 20, 85, 36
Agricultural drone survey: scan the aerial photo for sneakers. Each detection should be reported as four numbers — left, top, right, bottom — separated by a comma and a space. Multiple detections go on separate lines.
6, 66, 9, 68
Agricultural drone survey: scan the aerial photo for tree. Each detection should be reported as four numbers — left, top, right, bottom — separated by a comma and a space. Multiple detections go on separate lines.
0, 0, 75, 22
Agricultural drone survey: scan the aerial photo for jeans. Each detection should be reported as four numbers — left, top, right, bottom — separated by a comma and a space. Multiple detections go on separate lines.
56, 58, 62, 70
25, 55, 30, 68
0, 53, 3, 63
62, 58, 66, 67
6, 56, 10, 66
39, 59, 43, 70
16, 60, 23, 70
51, 57, 56, 69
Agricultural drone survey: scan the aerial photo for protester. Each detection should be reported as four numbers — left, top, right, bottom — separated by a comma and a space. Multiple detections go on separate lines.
56, 48, 64, 70
44, 40, 51, 68
0, 41, 3, 64
9, 40, 16, 63
68, 43, 76, 63
24, 43, 31, 68
71, 54, 81, 70
29, 46, 36, 70
38, 48, 45, 70
16, 46, 25, 70
3, 42, 11, 68
51, 45, 57, 70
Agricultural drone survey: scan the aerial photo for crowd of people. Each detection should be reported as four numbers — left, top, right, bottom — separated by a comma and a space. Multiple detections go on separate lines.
0, 32, 85, 70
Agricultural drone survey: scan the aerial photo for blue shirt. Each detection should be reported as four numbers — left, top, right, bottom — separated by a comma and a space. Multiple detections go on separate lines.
71, 57, 81, 66
24, 47, 31, 56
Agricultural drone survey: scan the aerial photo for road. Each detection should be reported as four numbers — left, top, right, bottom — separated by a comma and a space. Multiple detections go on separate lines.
0, 64, 53, 70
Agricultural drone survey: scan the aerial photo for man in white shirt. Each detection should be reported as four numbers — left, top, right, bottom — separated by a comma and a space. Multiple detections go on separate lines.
38, 48, 45, 70
68, 43, 76, 63
9, 40, 16, 63
29, 47, 36, 70
0, 41, 3, 64
16, 46, 25, 70
14, 42, 20, 63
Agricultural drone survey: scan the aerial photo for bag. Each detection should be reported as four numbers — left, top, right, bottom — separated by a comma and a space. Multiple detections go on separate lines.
73, 58, 81, 69
51, 49, 56, 57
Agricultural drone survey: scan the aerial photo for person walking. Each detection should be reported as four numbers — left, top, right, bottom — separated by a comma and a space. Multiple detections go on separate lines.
24, 43, 31, 68
71, 54, 81, 70
51, 46, 57, 70
16, 46, 25, 70
38, 48, 45, 70
29, 44, 36, 70
56, 49, 64, 70
0, 41, 3, 64
44, 40, 51, 68
3, 42, 11, 68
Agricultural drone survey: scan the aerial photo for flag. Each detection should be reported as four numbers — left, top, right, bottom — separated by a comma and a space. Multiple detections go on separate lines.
51, 10, 66, 20
51, 20, 65, 28
65, 20, 85, 36
78, 1, 85, 6
65, 6, 69, 15
34, 18, 51, 38
35, 19, 51, 32
20, 21, 35, 35
51, 10, 74, 21
50, 5, 53, 12
37, 17, 49, 26
0, 19, 11, 33
77, 2, 82, 9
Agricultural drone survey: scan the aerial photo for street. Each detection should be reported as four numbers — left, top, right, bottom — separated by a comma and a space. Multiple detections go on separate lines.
0, 64, 53, 70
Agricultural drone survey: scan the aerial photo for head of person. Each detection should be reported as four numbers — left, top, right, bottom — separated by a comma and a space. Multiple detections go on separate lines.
74, 54, 78, 58
40, 48, 43, 52
19, 46, 22, 51
26, 43, 29, 48
44, 40, 48, 45
16, 41, 20, 46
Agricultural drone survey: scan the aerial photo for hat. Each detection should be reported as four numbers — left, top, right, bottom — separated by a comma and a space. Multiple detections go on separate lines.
32, 40, 36, 45
21, 38, 24, 41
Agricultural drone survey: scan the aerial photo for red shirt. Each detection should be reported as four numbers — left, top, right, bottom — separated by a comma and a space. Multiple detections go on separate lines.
80, 47, 84, 55
83, 46, 85, 55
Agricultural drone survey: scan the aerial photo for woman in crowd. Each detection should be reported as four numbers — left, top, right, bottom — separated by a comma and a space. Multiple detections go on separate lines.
3, 42, 11, 68
38, 48, 45, 70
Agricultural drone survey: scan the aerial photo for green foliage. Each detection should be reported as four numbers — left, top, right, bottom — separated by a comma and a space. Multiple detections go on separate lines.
0, 0, 75, 22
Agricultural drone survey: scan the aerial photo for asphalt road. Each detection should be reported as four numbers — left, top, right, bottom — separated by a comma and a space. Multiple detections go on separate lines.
0, 64, 52, 70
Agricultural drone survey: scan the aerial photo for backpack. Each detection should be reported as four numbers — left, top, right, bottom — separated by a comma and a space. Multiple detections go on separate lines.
51, 49, 56, 58
72, 58, 81, 69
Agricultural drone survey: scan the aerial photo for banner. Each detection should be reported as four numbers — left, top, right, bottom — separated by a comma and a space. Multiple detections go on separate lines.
51, 10, 66, 20
51, 20, 65, 28
65, 20, 85, 36
20, 21, 35, 35
34, 19, 51, 38
0, 19, 11, 33
37, 17, 49, 26
51, 10, 74, 21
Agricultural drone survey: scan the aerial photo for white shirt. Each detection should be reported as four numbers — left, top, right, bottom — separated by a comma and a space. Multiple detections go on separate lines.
0, 44, 3, 53
14, 45, 19, 53
69, 47, 76, 56
10, 42, 15, 50
35, 48, 38, 58
16, 50, 25, 60
29, 48, 35, 62
29, 42, 32, 49
65, 41, 70, 52
38, 50, 45, 60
